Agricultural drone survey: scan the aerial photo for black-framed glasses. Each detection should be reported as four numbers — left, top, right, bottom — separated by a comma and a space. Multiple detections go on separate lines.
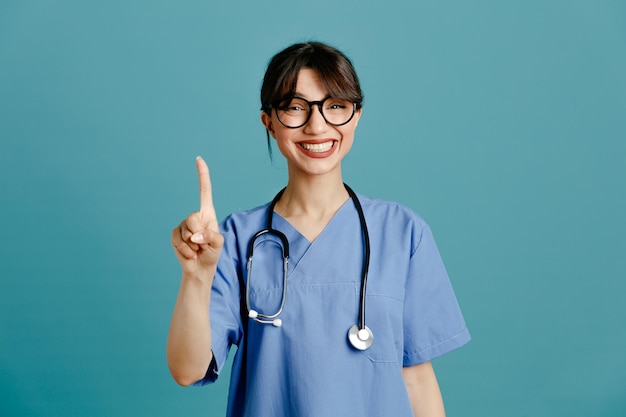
272, 96, 359, 129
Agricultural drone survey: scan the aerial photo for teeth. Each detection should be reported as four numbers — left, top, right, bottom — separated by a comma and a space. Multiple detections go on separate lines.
300, 142, 333, 152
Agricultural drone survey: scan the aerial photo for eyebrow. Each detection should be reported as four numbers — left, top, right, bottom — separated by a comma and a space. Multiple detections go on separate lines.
292, 93, 331, 101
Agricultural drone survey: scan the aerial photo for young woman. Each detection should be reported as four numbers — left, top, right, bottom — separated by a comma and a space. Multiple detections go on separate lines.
168, 41, 470, 417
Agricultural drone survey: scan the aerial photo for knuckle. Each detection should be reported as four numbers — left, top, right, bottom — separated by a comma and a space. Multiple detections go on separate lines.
172, 227, 182, 242
185, 212, 201, 230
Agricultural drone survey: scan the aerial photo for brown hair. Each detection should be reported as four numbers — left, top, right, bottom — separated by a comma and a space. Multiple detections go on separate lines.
261, 41, 363, 112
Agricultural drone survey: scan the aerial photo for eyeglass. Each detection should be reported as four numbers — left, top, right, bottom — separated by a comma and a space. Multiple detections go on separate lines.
272, 96, 359, 129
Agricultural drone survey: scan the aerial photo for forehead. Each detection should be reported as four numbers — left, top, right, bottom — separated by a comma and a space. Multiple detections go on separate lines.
292, 68, 326, 98
294, 68, 328, 100
275, 65, 355, 103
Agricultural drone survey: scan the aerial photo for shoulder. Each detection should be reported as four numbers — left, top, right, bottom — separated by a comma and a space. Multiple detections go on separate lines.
219, 203, 269, 236
355, 194, 433, 251
357, 194, 429, 228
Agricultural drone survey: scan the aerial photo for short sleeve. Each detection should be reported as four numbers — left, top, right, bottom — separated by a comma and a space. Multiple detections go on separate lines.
402, 223, 470, 366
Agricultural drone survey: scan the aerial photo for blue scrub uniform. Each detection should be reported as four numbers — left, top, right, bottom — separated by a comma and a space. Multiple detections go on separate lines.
195, 194, 470, 417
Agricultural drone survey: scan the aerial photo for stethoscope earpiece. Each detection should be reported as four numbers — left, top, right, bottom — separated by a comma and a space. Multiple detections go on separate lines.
246, 184, 373, 350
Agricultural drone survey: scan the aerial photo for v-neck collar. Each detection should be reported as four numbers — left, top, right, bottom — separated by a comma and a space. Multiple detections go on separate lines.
269, 198, 356, 277
270, 197, 353, 244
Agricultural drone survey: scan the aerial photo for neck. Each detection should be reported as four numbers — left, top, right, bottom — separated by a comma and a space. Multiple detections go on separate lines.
275, 171, 349, 220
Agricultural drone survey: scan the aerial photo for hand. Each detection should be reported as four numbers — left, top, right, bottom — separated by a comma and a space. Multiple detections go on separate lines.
172, 156, 224, 277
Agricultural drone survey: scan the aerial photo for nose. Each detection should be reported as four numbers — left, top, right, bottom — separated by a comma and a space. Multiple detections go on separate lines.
303, 103, 328, 134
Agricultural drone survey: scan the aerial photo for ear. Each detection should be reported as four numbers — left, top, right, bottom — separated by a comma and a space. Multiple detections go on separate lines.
261, 111, 276, 138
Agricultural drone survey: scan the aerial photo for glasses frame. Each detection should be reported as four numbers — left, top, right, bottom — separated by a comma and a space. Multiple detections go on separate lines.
272, 96, 359, 129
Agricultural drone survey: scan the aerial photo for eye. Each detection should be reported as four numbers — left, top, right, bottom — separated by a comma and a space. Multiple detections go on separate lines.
325, 100, 351, 112
279, 99, 308, 112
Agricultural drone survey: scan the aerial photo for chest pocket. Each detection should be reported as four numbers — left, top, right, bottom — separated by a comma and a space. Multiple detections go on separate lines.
246, 281, 403, 364
288, 284, 403, 364
358, 294, 404, 363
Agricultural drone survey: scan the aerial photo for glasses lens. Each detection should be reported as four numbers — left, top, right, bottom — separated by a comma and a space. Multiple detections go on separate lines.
277, 98, 309, 128
322, 99, 355, 126
276, 98, 355, 128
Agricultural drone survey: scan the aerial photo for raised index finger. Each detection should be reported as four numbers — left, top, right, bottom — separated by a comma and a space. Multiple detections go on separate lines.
196, 156, 215, 216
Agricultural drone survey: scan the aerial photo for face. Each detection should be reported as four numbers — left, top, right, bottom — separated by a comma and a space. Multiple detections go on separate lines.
261, 68, 361, 179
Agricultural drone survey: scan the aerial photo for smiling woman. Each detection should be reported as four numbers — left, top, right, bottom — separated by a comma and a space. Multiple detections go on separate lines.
3, 2, 625, 416
167, 41, 470, 417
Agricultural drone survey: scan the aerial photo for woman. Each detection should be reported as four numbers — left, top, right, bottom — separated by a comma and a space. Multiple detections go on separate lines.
168, 41, 470, 417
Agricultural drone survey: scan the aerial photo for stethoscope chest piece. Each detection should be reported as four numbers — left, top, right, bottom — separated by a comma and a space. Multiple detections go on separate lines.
348, 324, 374, 350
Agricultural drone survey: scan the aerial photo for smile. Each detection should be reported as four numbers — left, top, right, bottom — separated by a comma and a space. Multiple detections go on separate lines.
299, 141, 335, 153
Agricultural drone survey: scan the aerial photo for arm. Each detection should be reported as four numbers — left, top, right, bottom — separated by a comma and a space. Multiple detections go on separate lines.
402, 361, 446, 417
167, 157, 224, 386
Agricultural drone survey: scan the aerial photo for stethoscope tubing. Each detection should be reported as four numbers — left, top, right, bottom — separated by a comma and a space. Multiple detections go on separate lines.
245, 184, 373, 349
246, 228, 289, 323
344, 184, 370, 334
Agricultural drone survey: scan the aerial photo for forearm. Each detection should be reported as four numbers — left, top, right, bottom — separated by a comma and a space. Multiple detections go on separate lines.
402, 362, 446, 417
166, 273, 214, 386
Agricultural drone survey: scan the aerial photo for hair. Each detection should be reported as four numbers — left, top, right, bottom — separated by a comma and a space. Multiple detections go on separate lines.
260, 41, 364, 156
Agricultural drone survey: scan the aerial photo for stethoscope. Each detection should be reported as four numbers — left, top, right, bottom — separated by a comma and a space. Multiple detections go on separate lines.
245, 184, 374, 350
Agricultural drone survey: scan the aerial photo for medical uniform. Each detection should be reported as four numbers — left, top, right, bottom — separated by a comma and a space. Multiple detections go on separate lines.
195, 194, 470, 417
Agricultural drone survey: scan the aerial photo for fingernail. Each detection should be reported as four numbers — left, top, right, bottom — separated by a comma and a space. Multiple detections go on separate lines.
190, 233, 204, 243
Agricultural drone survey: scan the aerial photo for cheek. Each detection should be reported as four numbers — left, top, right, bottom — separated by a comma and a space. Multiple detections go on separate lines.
272, 131, 296, 155
339, 127, 357, 144
272, 128, 290, 144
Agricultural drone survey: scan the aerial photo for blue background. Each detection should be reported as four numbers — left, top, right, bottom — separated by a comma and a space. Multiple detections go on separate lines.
1, 1, 625, 416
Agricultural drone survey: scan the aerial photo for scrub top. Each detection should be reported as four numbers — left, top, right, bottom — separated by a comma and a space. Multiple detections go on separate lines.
195, 194, 470, 417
